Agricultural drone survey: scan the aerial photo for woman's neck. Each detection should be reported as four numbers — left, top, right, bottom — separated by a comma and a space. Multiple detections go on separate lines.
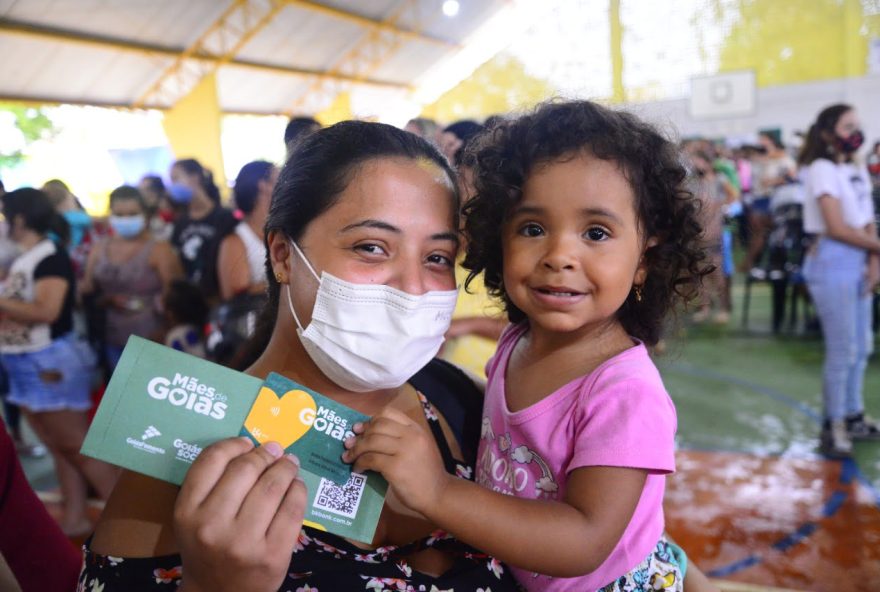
17, 230, 45, 251
188, 193, 214, 219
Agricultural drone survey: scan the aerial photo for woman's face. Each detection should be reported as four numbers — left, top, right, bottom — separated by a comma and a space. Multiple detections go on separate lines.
110, 198, 144, 218
170, 165, 201, 194
833, 109, 859, 140
271, 157, 458, 329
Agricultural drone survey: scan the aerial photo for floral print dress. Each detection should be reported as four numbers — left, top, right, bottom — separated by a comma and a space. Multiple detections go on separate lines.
78, 392, 522, 592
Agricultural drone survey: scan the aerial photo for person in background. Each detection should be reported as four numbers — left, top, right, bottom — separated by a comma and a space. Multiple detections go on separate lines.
0, 188, 118, 536
0, 421, 82, 592
213, 161, 277, 368
283, 116, 320, 158
742, 131, 797, 277
162, 279, 209, 358
169, 158, 237, 304
798, 104, 880, 458
138, 174, 174, 240
689, 149, 739, 324
439, 120, 485, 167
404, 117, 441, 145
80, 185, 182, 373
868, 140, 880, 203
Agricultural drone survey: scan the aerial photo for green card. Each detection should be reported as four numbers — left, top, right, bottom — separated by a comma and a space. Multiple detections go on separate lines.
240, 372, 388, 543
82, 337, 388, 543
81, 336, 263, 485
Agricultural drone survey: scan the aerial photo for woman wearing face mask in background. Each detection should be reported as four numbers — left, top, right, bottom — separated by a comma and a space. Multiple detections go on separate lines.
83, 122, 521, 592
80, 186, 182, 373
169, 159, 238, 305
798, 104, 880, 458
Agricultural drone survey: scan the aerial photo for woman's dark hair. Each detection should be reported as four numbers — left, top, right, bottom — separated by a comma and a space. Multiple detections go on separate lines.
109, 185, 146, 211
164, 279, 209, 328
444, 120, 485, 167
462, 100, 711, 346
797, 103, 853, 166
239, 120, 459, 367
233, 160, 274, 214
2, 187, 70, 246
173, 158, 221, 203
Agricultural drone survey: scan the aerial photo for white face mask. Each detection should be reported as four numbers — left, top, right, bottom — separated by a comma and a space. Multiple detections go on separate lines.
286, 240, 458, 392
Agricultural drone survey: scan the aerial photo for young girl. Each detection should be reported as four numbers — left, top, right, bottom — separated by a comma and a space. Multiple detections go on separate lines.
346, 100, 711, 590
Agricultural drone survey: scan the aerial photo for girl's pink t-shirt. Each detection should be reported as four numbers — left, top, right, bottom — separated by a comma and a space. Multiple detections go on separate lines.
476, 323, 677, 591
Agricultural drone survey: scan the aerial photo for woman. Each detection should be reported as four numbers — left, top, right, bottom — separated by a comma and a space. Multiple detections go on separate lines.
0, 188, 118, 536
169, 159, 237, 303
82, 121, 521, 591
80, 185, 182, 372
742, 131, 797, 276
799, 104, 880, 457
212, 161, 277, 367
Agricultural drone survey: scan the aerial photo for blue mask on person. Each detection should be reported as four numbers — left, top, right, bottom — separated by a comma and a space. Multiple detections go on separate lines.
62, 209, 92, 248
168, 184, 194, 204
109, 215, 146, 239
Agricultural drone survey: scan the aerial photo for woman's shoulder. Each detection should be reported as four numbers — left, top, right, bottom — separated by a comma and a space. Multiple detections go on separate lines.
90, 470, 180, 557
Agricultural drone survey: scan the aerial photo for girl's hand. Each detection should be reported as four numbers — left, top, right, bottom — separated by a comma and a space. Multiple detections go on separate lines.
343, 407, 450, 515
173, 437, 307, 592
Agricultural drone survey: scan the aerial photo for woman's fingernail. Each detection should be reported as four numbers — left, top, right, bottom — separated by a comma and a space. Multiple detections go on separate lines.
239, 436, 255, 447
343, 436, 355, 448
286, 454, 300, 466
263, 441, 283, 458
341, 450, 350, 462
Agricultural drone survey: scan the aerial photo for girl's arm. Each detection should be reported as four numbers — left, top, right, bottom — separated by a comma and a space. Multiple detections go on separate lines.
346, 407, 647, 577
818, 196, 880, 253
0, 277, 67, 324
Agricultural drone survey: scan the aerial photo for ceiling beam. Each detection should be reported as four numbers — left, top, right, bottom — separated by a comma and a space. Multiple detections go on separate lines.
0, 93, 291, 117
281, 0, 458, 49
0, 18, 407, 95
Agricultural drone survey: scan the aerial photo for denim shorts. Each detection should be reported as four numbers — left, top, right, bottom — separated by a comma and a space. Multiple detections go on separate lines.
2, 334, 96, 412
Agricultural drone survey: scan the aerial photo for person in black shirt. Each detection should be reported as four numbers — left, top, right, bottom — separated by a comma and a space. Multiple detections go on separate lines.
169, 159, 237, 303
0, 188, 118, 536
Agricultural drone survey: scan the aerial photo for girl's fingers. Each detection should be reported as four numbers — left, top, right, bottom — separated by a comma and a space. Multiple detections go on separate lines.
266, 476, 309, 548
351, 451, 393, 475
236, 454, 302, 536
177, 436, 255, 512
344, 433, 401, 464
199, 441, 286, 518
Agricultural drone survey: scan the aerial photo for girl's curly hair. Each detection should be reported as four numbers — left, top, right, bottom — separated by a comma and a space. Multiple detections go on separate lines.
462, 100, 711, 345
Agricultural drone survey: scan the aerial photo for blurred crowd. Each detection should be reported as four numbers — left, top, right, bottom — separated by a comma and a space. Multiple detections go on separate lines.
1, 107, 879, 539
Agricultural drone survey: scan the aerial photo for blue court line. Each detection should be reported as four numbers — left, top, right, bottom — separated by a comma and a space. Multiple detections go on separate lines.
662, 363, 879, 577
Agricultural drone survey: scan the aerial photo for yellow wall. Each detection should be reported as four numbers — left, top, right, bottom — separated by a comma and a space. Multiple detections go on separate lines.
161, 73, 227, 200
714, 0, 880, 87
421, 53, 557, 123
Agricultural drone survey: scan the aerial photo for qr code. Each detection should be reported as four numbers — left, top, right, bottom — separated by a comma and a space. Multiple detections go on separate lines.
313, 472, 367, 518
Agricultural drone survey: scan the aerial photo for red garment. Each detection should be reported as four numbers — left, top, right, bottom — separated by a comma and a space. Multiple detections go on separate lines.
0, 422, 81, 591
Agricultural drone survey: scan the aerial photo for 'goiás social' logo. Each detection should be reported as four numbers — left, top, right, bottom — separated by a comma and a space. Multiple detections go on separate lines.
147, 373, 228, 420
173, 438, 203, 464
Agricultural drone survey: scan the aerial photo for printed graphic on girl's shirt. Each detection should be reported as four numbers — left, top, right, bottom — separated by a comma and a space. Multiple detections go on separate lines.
476, 417, 558, 499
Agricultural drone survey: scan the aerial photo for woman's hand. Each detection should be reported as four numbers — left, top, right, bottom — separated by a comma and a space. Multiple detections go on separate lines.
174, 437, 307, 592
866, 256, 880, 295
343, 407, 450, 516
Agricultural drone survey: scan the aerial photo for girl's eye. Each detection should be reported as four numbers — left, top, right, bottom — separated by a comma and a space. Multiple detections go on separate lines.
585, 227, 609, 241
518, 223, 544, 237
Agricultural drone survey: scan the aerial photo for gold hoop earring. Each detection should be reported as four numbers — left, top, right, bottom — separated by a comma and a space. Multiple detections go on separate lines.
634, 285, 643, 302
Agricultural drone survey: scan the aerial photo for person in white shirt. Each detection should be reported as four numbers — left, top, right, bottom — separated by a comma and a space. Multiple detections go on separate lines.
798, 103, 880, 458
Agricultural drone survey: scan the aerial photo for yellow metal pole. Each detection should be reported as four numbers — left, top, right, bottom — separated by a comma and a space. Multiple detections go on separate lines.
609, 0, 625, 104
